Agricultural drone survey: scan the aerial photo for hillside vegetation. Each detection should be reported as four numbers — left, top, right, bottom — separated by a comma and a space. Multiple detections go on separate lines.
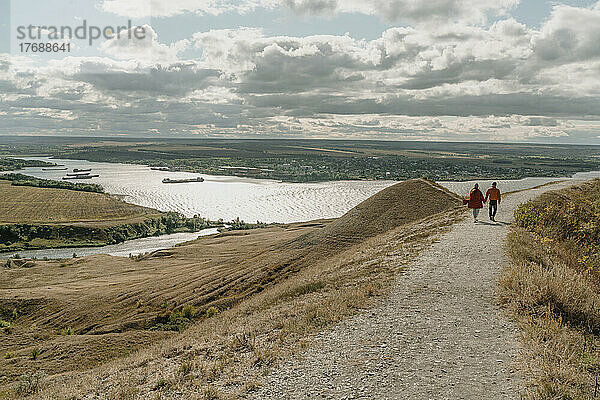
500, 179, 600, 399
0, 181, 215, 252
0, 179, 462, 398
0, 173, 105, 193
0, 158, 53, 172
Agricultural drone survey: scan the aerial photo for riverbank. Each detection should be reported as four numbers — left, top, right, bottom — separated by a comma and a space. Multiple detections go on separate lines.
0, 180, 220, 253
0, 230, 219, 260
0, 158, 54, 172
5, 138, 600, 183
48, 139, 600, 183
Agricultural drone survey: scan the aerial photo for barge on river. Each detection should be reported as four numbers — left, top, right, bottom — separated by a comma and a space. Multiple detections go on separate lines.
162, 177, 204, 184
62, 171, 100, 180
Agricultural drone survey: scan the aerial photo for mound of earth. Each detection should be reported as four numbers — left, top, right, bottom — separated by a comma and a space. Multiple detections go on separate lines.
294, 179, 462, 252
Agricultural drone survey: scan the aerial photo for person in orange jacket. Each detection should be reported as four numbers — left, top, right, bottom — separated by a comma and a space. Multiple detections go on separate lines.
467, 183, 485, 223
485, 182, 501, 222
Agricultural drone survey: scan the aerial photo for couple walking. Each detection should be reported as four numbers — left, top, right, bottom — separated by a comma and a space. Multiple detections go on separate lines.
466, 182, 501, 223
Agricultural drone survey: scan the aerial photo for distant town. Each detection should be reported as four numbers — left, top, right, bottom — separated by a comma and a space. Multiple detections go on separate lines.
2, 137, 599, 182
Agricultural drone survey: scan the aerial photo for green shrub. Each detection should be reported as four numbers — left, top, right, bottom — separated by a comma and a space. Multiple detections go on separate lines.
514, 179, 600, 278
205, 306, 219, 318
0, 319, 11, 333
181, 304, 197, 320
151, 305, 198, 332
60, 327, 74, 336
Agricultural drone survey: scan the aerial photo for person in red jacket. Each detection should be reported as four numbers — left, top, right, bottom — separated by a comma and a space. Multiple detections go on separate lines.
485, 182, 502, 222
467, 183, 485, 223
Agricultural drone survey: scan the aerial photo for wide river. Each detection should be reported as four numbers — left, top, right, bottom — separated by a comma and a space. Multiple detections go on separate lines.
3, 157, 599, 259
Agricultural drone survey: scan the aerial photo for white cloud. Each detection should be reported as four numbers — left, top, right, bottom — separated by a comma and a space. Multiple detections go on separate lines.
100, 25, 189, 64
101, 0, 279, 18
327, 0, 519, 25
100, 0, 518, 25
533, 3, 600, 63
3, 1, 600, 142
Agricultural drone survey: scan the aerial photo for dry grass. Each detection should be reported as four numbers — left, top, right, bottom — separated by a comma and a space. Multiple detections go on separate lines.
500, 183, 600, 399
0, 181, 159, 225
0, 179, 464, 398
30, 210, 463, 400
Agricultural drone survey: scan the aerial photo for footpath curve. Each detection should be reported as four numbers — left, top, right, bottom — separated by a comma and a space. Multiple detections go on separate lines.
251, 181, 576, 400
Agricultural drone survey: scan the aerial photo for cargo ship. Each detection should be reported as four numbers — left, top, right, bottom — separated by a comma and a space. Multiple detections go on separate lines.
73, 168, 92, 173
42, 167, 67, 171
66, 172, 93, 176
62, 174, 100, 180
162, 177, 204, 184
151, 167, 170, 171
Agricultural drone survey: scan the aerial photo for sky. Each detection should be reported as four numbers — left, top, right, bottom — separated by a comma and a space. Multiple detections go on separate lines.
1, 0, 600, 143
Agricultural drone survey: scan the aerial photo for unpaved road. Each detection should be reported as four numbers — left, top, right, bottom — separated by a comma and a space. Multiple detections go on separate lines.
252, 181, 574, 400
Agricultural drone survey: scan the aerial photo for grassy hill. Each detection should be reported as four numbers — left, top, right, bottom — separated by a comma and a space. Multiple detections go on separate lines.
0, 179, 463, 397
0, 180, 156, 225
0, 181, 213, 252
501, 179, 600, 399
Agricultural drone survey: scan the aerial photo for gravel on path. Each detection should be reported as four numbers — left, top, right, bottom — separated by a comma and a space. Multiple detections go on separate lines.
251, 181, 575, 400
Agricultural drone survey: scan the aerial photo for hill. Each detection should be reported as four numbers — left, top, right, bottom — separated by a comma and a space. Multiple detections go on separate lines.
0, 181, 214, 252
296, 179, 461, 251
501, 179, 600, 398
0, 180, 155, 225
0, 179, 463, 397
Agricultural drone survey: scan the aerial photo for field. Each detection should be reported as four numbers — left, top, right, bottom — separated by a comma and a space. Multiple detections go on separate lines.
2, 137, 600, 182
500, 180, 600, 399
0, 179, 463, 398
0, 181, 156, 225
0, 182, 222, 253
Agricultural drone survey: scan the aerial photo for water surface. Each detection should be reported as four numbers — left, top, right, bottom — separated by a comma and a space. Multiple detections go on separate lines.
7, 156, 595, 258
0, 228, 219, 260
15, 157, 394, 223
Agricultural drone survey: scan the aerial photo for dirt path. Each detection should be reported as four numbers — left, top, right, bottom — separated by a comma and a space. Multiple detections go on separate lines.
251, 182, 574, 400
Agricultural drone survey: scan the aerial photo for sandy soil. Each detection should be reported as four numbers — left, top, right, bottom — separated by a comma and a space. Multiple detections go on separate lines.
251, 181, 577, 399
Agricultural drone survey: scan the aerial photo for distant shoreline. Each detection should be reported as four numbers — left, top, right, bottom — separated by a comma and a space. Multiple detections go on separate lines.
4, 154, 594, 184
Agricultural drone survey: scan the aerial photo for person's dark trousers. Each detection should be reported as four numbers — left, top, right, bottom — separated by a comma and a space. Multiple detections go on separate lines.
489, 200, 498, 219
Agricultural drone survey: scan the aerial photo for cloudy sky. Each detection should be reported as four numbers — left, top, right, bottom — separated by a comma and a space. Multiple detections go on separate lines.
1, 0, 600, 143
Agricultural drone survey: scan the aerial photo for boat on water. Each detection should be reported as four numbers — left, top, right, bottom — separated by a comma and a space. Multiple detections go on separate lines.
162, 177, 204, 184
151, 167, 170, 171
62, 174, 99, 180
66, 172, 93, 176
42, 167, 68, 171
73, 168, 92, 173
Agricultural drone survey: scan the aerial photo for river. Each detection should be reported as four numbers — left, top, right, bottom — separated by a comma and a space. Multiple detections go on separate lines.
0, 229, 220, 260
3, 157, 599, 259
